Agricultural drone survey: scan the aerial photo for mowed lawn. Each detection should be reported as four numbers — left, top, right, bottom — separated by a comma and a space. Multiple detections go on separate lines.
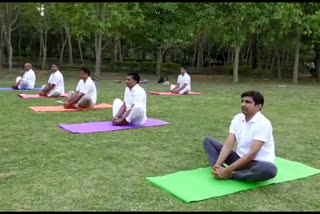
0, 69, 320, 211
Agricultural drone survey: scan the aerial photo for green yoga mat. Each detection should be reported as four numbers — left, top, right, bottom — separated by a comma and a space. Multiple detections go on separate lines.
146, 157, 320, 203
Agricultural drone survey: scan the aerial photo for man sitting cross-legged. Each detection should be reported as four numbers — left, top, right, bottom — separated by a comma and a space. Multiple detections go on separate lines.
170, 66, 191, 94
12, 63, 36, 90
203, 90, 277, 182
39, 64, 65, 97
112, 72, 147, 126
63, 67, 97, 109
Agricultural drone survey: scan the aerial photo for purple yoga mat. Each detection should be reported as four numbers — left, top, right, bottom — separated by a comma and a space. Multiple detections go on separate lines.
59, 118, 170, 134
0, 87, 42, 91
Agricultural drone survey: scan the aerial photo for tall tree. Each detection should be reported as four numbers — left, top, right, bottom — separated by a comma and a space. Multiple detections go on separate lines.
0, 3, 21, 71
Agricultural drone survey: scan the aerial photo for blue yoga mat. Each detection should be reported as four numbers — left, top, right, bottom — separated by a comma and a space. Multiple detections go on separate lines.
0, 87, 42, 91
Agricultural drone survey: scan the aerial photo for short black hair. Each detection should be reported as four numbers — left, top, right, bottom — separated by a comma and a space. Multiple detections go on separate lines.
181, 66, 188, 71
81, 67, 91, 76
52, 64, 60, 69
127, 72, 140, 83
241, 90, 264, 106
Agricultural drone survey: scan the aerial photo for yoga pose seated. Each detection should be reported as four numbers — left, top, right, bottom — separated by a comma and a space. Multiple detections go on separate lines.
203, 91, 277, 182
170, 66, 191, 94
112, 72, 147, 126
12, 63, 36, 90
64, 67, 97, 109
39, 64, 65, 97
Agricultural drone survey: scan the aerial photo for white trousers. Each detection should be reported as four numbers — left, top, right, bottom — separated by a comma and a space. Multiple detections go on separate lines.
42, 84, 63, 97
68, 91, 94, 108
16, 76, 31, 89
170, 84, 190, 94
113, 98, 146, 125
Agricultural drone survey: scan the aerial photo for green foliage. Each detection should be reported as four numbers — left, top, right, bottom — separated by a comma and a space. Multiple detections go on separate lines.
0, 70, 320, 211
227, 65, 271, 78
105, 61, 181, 75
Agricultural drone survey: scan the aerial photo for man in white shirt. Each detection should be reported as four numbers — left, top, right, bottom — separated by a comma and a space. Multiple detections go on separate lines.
63, 67, 97, 109
112, 72, 147, 126
12, 63, 36, 90
39, 64, 65, 97
170, 67, 191, 94
203, 91, 277, 182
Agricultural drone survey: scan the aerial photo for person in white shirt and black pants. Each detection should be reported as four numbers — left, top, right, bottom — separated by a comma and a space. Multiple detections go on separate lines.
112, 72, 147, 126
203, 91, 277, 182
64, 67, 97, 109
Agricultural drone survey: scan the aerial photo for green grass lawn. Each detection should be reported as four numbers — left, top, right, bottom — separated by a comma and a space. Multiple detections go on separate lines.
0, 69, 319, 211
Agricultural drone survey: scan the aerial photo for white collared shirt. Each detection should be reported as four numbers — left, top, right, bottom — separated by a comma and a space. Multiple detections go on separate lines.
177, 73, 191, 91
48, 70, 65, 94
22, 69, 36, 89
76, 76, 97, 104
229, 111, 275, 163
124, 84, 147, 117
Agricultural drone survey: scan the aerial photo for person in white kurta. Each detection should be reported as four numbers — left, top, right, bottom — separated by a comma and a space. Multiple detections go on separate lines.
170, 67, 191, 94
64, 68, 97, 109
112, 72, 147, 126
39, 64, 65, 97
12, 63, 36, 90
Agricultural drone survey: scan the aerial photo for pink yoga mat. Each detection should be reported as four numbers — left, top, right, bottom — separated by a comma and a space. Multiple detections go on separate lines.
59, 118, 170, 134
29, 103, 113, 112
149, 91, 202, 96
18, 93, 68, 99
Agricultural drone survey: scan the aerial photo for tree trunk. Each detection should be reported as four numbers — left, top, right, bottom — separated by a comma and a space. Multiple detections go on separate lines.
256, 35, 263, 69
94, 33, 102, 78
316, 51, 320, 81
281, 49, 285, 67
0, 27, 4, 70
265, 50, 272, 71
231, 49, 235, 64
233, 45, 241, 83
65, 24, 73, 65
245, 40, 252, 65
276, 49, 281, 80
197, 44, 204, 69
7, 30, 13, 71
112, 39, 119, 62
18, 28, 22, 57
77, 39, 84, 65
314, 43, 320, 81
41, 30, 48, 70
285, 51, 290, 67
59, 31, 67, 65
226, 49, 231, 66
26, 40, 32, 58
0, 38, 3, 70
248, 48, 253, 66
270, 49, 276, 72
192, 44, 197, 67
39, 31, 43, 63
292, 32, 301, 84
8, 45, 13, 71
156, 47, 163, 78
119, 39, 123, 62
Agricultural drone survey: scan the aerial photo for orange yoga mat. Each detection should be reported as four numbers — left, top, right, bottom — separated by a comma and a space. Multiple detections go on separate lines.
149, 91, 202, 96
18, 93, 68, 99
29, 103, 113, 112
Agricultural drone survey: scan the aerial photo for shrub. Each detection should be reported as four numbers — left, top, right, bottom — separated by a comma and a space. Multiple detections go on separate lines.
103, 61, 181, 75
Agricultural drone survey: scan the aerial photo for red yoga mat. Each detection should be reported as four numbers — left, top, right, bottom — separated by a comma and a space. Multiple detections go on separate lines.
18, 93, 68, 99
149, 91, 202, 96
29, 103, 113, 112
